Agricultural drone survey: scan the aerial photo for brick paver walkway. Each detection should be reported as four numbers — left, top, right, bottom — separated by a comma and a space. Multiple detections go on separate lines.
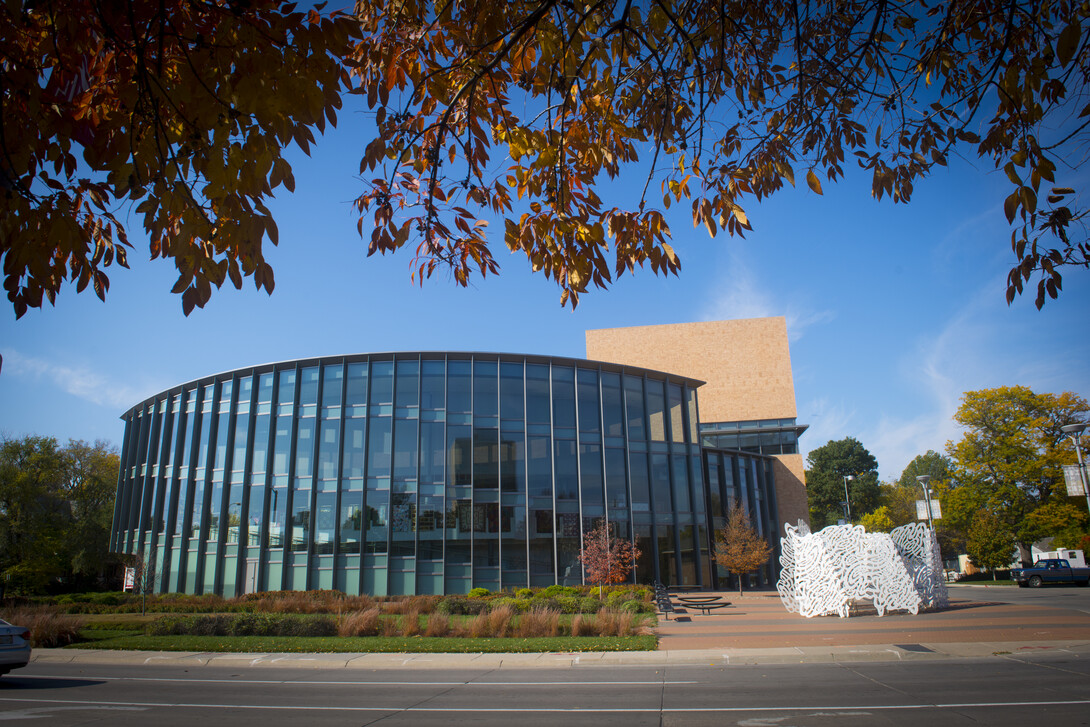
655, 590, 1090, 650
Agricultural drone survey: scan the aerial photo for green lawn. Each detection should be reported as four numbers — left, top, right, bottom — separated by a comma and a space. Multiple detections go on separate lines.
71, 631, 657, 653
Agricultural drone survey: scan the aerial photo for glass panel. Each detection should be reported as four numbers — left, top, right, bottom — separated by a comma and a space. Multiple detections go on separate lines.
420, 421, 445, 483
299, 367, 319, 406
500, 429, 525, 493
393, 419, 419, 479
367, 417, 392, 477
294, 418, 315, 479
395, 360, 419, 407
551, 366, 575, 428
343, 419, 366, 478
686, 388, 699, 443
668, 384, 685, 443
473, 360, 498, 418
317, 419, 340, 480
657, 523, 677, 585
629, 451, 650, 512
473, 427, 499, 489
672, 454, 690, 511
322, 364, 343, 408
602, 373, 623, 438
579, 443, 604, 515
527, 435, 552, 499
257, 373, 274, 403
624, 377, 646, 441
369, 361, 394, 405
576, 368, 600, 432
365, 489, 389, 553
500, 362, 524, 420
447, 424, 472, 486
556, 512, 581, 585
391, 492, 417, 556
421, 360, 445, 409
605, 448, 627, 510
554, 439, 578, 501
345, 362, 369, 408
646, 380, 666, 441
525, 364, 551, 424
251, 414, 270, 475
267, 487, 287, 547
290, 493, 310, 552
339, 491, 362, 552
651, 453, 671, 513
447, 361, 471, 412
313, 491, 336, 554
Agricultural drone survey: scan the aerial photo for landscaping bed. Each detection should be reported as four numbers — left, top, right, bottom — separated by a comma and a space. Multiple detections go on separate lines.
3, 585, 658, 653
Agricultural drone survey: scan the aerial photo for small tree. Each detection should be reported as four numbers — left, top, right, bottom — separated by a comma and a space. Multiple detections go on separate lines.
966, 510, 1017, 581
578, 522, 640, 599
125, 551, 158, 615
714, 504, 772, 595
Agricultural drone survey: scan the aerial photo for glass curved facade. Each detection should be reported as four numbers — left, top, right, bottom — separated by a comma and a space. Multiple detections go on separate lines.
111, 352, 779, 595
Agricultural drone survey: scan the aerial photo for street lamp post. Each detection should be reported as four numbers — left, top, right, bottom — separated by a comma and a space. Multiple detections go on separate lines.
843, 475, 855, 520
916, 475, 935, 532
1061, 423, 1090, 515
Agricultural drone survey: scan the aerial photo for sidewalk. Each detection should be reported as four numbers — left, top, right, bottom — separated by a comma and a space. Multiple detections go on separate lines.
29, 589, 1090, 668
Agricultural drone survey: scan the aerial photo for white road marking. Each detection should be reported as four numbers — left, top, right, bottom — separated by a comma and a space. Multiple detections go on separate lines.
15, 675, 694, 686
0, 705, 146, 721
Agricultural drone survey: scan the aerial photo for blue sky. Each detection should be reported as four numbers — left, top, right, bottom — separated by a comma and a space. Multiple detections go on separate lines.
2, 105, 1087, 483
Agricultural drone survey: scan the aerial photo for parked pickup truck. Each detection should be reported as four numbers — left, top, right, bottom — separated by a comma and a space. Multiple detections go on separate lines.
1011, 559, 1090, 587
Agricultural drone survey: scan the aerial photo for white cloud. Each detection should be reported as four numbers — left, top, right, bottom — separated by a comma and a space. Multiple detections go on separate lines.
700, 251, 835, 342
863, 270, 1089, 481
1, 349, 161, 411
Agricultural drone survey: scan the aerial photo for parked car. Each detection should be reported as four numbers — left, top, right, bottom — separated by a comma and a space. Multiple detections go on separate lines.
0, 619, 31, 677
1011, 558, 1090, 588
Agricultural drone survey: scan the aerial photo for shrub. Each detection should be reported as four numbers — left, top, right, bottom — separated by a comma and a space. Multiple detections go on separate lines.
423, 612, 450, 637
620, 599, 654, 614
467, 587, 491, 599
515, 588, 533, 599
595, 610, 636, 637
569, 614, 596, 637
437, 596, 488, 615
489, 597, 529, 613
578, 597, 603, 614
145, 613, 336, 637
487, 605, 514, 637
380, 615, 401, 637
0, 607, 84, 648
514, 608, 560, 638
400, 608, 422, 637
380, 595, 438, 615
338, 608, 380, 637
541, 584, 578, 598
554, 595, 580, 614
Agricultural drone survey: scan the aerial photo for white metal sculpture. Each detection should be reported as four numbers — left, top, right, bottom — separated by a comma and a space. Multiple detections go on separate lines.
777, 520, 948, 618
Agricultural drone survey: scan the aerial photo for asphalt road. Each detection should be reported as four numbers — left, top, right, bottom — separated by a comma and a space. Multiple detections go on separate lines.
4, 653, 1090, 726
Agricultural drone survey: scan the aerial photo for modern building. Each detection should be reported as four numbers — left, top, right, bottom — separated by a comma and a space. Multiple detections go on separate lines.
110, 319, 807, 596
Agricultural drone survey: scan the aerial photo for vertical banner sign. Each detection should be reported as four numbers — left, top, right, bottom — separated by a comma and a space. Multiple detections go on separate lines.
123, 567, 135, 591
916, 500, 942, 520
1064, 464, 1087, 496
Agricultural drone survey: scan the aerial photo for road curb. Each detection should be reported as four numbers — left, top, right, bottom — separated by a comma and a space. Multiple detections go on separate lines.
31, 640, 1090, 669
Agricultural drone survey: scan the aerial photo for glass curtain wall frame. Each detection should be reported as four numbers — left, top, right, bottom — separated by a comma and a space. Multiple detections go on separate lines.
700, 447, 782, 590
112, 353, 707, 596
